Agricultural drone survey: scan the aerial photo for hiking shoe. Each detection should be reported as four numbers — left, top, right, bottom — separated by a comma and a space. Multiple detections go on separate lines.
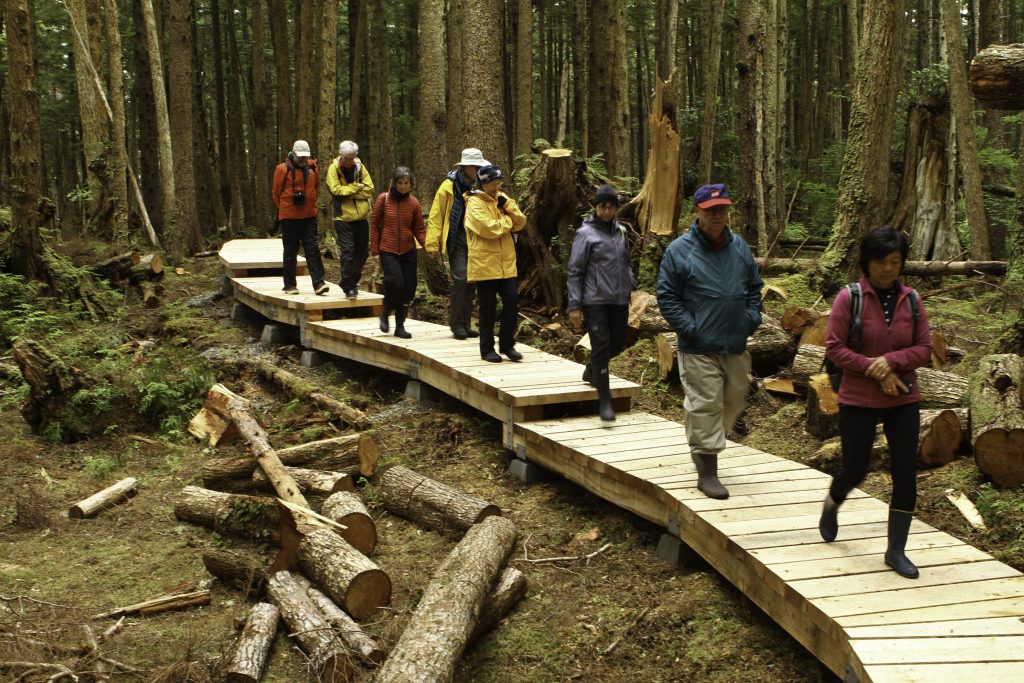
345, 289, 358, 299
452, 327, 469, 340
466, 328, 480, 338
481, 351, 502, 363
283, 286, 299, 295
501, 347, 523, 362
314, 282, 330, 296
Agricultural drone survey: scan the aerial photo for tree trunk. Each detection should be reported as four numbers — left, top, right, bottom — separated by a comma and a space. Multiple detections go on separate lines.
461, 0, 507, 171
367, 0, 395, 180
374, 516, 517, 682
623, 75, 682, 238
322, 490, 377, 556
969, 44, 1024, 109
573, 0, 589, 157
295, 0, 314, 139
92, 590, 211, 620
297, 528, 391, 619
202, 547, 270, 596
3, 0, 44, 280
813, 0, 907, 295
167, 0, 200, 259
416, 0, 447, 207
175, 485, 281, 543
12, 338, 90, 437
132, 0, 162, 233
941, 0, 991, 260
514, 0, 533, 159
291, 572, 386, 665
265, 571, 353, 683
970, 354, 1024, 487
250, 0, 273, 229
188, 383, 242, 447
268, 0, 292, 154
697, 0, 726, 185
376, 465, 502, 536
211, 0, 228, 185
588, 0, 630, 178
316, 0, 338, 243
655, 316, 793, 380
69, 477, 138, 519
446, 0, 465, 160
919, 407, 970, 467
756, 257, 1007, 277
1013, 116, 1024, 285
252, 466, 355, 496
201, 432, 380, 488
225, 0, 249, 232
101, 0, 129, 248
241, 358, 371, 428
226, 602, 279, 683
656, 0, 679, 81
349, 0, 368, 145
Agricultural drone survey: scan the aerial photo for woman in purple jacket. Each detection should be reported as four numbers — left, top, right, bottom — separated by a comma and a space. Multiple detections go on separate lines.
567, 185, 636, 424
820, 226, 932, 579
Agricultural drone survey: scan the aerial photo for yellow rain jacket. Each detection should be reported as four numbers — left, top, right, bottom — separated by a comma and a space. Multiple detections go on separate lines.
463, 190, 527, 282
326, 157, 374, 221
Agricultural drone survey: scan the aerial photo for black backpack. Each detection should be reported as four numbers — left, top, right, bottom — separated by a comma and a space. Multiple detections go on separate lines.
823, 283, 919, 392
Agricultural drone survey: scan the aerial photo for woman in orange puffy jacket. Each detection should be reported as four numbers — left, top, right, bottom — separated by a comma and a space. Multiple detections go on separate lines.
371, 166, 426, 338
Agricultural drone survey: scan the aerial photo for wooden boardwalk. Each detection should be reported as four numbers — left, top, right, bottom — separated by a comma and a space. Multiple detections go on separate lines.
221, 240, 1024, 682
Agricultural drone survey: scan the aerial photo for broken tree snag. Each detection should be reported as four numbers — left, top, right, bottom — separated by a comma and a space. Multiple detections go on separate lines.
12, 338, 91, 437
322, 491, 377, 556
246, 359, 370, 429
253, 466, 355, 496
806, 374, 840, 440
374, 516, 518, 683
226, 602, 280, 683
188, 383, 242, 447
69, 477, 138, 519
624, 73, 682, 237
201, 432, 380, 488
297, 528, 392, 619
92, 590, 211, 619
969, 44, 1024, 110
174, 486, 281, 544
202, 548, 271, 596
376, 465, 502, 536
971, 354, 1024, 487
291, 573, 386, 666
781, 306, 821, 336
919, 408, 970, 468
755, 257, 1007, 277
469, 566, 528, 645
265, 571, 352, 683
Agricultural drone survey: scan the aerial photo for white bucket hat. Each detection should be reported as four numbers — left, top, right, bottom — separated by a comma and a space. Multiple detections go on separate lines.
455, 148, 489, 167
292, 140, 311, 158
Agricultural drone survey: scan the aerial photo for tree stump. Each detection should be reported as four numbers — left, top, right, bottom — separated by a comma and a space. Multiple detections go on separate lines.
470, 566, 527, 644
12, 338, 93, 438
69, 477, 138, 519
970, 354, 1024, 487
253, 466, 355, 496
919, 407, 970, 468
202, 547, 271, 596
226, 602, 279, 683
806, 374, 840, 439
376, 465, 501, 536
373, 516, 518, 683
323, 491, 377, 556
265, 571, 352, 683
174, 486, 280, 544
969, 44, 1024, 110
297, 528, 391, 619
291, 573, 386, 665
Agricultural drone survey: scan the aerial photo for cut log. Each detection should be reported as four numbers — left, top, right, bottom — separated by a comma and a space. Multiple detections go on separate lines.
174, 486, 280, 544
573, 333, 591, 365
781, 306, 821, 336
969, 44, 1024, 110
297, 528, 391, 619
265, 571, 352, 683
253, 466, 355, 496
91, 590, 211, 619
629, 290, 669, 335
970, 354, 1024, 487
322, 491, 377, 556
91, 250, 140, 281
470, 566, 528, 644
202, 548, 270, 596
188, 383, 241, 447
226, 602, 279, 683
653, 316, 793, 380
799, 314, 830, 347
919, 408, 970, 468
755, 257, 1007, 277
790, 343, 827, 389
128, 252, 165, 284
291, 573, 386, 665
373, 516, 518, 683
68, 477, 138, 519
245, 359, 370, 428
655, 333, 678, 382
806, 374, 840, 440
141, 281, 161, 309
376, 465, 501, 536
201, 432, 380, 488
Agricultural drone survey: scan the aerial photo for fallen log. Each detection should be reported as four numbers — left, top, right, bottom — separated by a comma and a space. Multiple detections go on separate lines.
68, 477, 138, 519
470, 566, 528, 644
969, 43, 1024, 110
970, 354, 1024, 487
374, 516, 518, 682
92, 590, 211, 619
226, 602, 279, 683
376, 465, 501, 536
265, 571, 352, 683
188, 383, 241, 447
292, 573, 386, 666
253, 466, 355, 496
202, 547, 270, 596
651, 315, 793, 380
201, 432, 380, 488
91, 251, 140, 281
297, 528, 391, 620
128, 253, 164, 284
323, 491, 377, 556
919, 407, 970, 468
755, 257, 1007, 277
174, 486, 280, 544
629, 290, 668, 335
806, 374, 840, 440
246, 359, 370, 428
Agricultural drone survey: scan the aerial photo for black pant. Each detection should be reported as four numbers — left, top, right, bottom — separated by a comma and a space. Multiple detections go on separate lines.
583, 304, 629, 374
336, 219, 369, 292
281, 217, 326, 288
477, 277, 517, 354
380, 250, 418, 312
830, 402, 920, 511
447, 239, 476, 332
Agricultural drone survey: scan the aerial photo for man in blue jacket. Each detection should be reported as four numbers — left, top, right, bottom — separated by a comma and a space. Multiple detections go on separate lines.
656, 184, 763, 499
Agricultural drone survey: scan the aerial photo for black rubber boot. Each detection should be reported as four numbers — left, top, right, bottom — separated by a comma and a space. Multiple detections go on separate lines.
582, 364, 593, 385
884, 509, 919, 579
379, 307, 391, 333
691, 452, 729, 499
594, 369, 615, 424
819, 493, 839, 542
393, 306, 412, 339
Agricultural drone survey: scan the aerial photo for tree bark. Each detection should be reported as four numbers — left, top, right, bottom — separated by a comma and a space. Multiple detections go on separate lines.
756, 257, 1007, 277
806, 374, 840, 439
919, 407, 970, 467
202, 547, 270, 596
252, 466, 355, 497
461, 0, 508, 171
416, 0, 448, 207
224, 0, 249, 232
470, 566, 527, 644
374, 516, 517, 682
69, 477, 138, 519
316, 0, 338, 243
132, 0, 162, 233
291, 572, 386, 665
101, 0, 129, 248
268, 0, 292, 154
697, 0, 726, 185
167, 0, 200, 259
322, 490, 377, 556
970, 354, 1024, 487
573, 0, 589, 157
226, 602, 279, 683
250, 0, 273, 229
624, 75, 682, 238
376, 465, 502, 536
297, 528, 392, 619
174, 485, 281, 544
349, 0, 368, 145
12, 338, 90, 438
294, 0, 313, 139
588, 0, 630, 177
969, 44, 1024, 110
514, 0, 533, 159
367, 0, 395, 181
242, 358, 371, 428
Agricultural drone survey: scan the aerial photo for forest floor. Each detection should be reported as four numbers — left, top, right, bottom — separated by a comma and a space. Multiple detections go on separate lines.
1, 245, 1022, 683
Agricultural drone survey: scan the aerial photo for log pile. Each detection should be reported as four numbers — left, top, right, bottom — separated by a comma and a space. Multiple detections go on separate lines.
653, 315, 794, 381
376, 465, 502, 535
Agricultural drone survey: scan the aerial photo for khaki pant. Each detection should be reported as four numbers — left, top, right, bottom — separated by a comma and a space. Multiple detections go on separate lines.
678, 351, 751, 455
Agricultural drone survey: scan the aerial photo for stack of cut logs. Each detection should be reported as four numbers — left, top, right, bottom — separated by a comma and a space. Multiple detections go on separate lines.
178, 383, 526, 682
641, 295, 1024, 487
92, 250, 165, 308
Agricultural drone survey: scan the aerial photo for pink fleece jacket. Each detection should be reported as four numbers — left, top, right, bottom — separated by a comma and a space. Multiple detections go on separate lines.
825, 276, 933, 408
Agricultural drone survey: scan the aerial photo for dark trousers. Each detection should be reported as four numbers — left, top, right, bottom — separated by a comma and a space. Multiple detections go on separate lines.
447, 240, 476, 332
281, 217, 326, 288
477, 277, 518, 354
336, 219, 369, 292
380, 250, 418, 312
583, 304, 629, 374
830, 402, 920, 511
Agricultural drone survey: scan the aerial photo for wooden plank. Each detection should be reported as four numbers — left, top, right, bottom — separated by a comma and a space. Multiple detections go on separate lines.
682, 488, 871, 513
750, 531, 962, 565
852, 635, 1024, 664
711, 507, 890, 537
666, 475, 835, 500
837, 595, 1024, 629
233, 277, 383, 311
816, 576, 1024, 619
846, 615, 1024, 639
773, 544, 992, 582
791, 560, 1018, 600
518, 412, 667, 435
862, 662, 1024, 683
734, 519, 935, 552
697, 496, 884, 526
220, 239, 306, 268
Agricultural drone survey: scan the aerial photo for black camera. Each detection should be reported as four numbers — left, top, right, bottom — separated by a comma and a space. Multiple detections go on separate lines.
293, 190, 306, 206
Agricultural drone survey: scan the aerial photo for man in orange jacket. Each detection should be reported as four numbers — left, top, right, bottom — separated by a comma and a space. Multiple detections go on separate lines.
272, 140, 329, 295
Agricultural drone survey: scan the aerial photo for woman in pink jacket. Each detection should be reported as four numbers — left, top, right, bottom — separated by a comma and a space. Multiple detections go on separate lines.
820, 226, 932, 579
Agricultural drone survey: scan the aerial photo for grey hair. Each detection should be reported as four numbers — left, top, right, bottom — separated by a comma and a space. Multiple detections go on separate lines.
338, 140, 359, 156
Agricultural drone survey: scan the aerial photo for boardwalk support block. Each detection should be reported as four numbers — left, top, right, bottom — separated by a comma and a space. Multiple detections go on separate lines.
300, 350, 327, 368
261, 324, 295, 344
231, 302, 258, 324
508, 455, 548, 484
404, 380, 440, 405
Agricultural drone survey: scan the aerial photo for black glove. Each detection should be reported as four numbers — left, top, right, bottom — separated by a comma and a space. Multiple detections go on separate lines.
497, 195, 508, 209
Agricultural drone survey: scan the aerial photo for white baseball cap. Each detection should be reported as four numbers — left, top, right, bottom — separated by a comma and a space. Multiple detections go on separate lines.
292, 140, 311, 158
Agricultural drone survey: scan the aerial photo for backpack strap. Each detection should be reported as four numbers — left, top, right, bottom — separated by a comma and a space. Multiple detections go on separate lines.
907, 288, 920, 341
847, 283, 863, 351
